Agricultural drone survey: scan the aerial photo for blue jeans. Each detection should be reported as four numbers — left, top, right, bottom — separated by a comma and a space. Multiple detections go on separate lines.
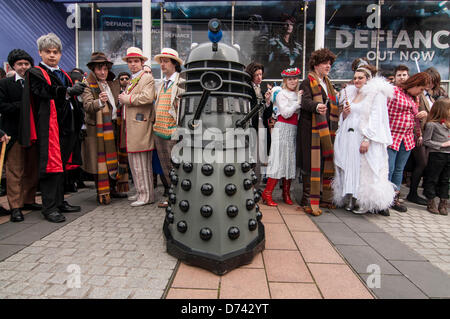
388, 141, 412, 191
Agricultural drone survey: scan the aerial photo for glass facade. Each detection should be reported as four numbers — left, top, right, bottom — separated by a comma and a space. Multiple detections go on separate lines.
73, 0, 449, 90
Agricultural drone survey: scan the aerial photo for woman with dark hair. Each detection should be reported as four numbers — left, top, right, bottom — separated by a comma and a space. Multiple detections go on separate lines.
387, 72, 431, 212
297, 48, 338, 216
424, 67, 448, 100
406, 67, 444, 205
333, 60, 395, 216
245, 61, 273, 189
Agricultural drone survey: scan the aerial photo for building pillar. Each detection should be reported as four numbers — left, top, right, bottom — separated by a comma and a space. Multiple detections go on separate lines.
142, 0, 152, 60
315, 0, 326, 50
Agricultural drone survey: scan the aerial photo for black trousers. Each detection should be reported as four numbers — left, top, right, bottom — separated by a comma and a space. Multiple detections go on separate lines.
40, 172, 64, 216
423, 152, 449, 200
408, 145, 428, 196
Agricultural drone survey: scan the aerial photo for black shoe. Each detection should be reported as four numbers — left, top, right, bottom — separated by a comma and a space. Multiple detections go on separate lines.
76, 181, 87, 189
65, 183, 78, 193
378, 209, 390, 216
10, 208, 24, 222
391, 203, 407, 212
22, 203, 43, 211
406, 194, 427, 206
58, 201, 81, 213
43, 211, 66, 223
111, 192, 128, 199
0, 206, 10, 216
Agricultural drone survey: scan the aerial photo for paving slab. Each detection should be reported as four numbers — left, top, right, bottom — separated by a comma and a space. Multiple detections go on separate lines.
390, 261, 450, 298
310, 210, 342, 223
316, 222, 367, 246
0, 223, 34, 240
335, 245, 401, 275
360, 274, 428, 299
359, 232, 428, 262
340, 217, 386, 233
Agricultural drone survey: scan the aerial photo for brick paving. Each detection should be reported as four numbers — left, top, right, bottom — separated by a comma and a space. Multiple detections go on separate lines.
0, 189, 177, 299
366, 193, 450, 276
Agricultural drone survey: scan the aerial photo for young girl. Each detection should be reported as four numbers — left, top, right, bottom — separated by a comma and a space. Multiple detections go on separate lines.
422, 98, 450, 215
261, 67, 302, 206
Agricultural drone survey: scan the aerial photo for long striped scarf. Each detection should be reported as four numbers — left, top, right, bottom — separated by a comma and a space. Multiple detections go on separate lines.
308, 72, 339, 215
115, 105, 129, 193
87, 74, 121, 203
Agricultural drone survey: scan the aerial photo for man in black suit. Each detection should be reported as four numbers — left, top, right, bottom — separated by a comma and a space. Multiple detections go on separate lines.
19, 33, 86, 223
0, 49, 42, 222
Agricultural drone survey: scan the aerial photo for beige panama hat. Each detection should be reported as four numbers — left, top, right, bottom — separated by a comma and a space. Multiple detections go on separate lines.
122, 47, 148, 62
154, 48, 183, 65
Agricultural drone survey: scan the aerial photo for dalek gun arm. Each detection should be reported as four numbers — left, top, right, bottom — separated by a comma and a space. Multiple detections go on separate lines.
187, 71, 223, 130
235, 99, 266, 128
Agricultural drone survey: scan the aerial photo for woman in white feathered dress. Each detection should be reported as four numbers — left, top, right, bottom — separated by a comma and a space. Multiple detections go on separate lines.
333, 61, 395, 215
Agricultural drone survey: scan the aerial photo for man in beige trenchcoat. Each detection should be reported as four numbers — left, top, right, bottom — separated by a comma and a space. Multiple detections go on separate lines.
81, 52, 129, 205
118, 47, 156, 207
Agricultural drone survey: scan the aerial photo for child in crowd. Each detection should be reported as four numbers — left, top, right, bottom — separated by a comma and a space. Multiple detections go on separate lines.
422, 98, 450, 215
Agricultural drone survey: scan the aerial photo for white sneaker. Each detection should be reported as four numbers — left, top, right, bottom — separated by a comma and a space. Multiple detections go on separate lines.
128, 194, 138, 201
131, 200, 147, 207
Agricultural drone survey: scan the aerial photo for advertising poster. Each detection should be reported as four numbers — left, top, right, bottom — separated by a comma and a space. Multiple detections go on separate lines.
326, 0, 450, 80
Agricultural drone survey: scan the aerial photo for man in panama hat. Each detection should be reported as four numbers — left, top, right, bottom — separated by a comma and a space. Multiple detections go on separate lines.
152, 48, 185, 208
118, 47, 156, 207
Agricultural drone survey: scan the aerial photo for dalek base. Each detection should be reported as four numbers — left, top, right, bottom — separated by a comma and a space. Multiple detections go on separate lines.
163, 220, 265, 275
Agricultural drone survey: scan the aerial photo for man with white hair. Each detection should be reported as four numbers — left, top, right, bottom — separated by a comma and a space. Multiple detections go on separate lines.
19, 33, 86, 223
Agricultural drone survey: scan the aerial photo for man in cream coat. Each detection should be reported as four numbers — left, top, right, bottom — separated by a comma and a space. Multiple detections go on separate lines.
153, 48, 185, 208
119, 47, 156, 207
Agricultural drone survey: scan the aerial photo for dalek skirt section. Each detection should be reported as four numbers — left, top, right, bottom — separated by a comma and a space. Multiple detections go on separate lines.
163, 29, 265, 275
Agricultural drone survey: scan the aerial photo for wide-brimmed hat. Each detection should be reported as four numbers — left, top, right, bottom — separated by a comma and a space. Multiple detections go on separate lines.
87, 52, 113, 70
281, 67, 301, 78
154, 48, 183, 65
122, 47, 148, 62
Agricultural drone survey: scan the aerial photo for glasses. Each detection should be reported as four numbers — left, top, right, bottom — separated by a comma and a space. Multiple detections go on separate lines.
120, 77, 129, 81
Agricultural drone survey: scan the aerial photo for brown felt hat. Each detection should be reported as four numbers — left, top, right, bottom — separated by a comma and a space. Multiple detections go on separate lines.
87, 52, 113, 71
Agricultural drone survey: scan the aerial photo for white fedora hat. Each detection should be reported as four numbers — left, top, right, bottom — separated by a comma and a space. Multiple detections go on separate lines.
154, 48, 183, 65
122, 47, 148, 62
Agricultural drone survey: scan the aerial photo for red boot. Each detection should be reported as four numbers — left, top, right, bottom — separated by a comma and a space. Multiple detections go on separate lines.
262, 178, 278, 206
282, 179, 294, 205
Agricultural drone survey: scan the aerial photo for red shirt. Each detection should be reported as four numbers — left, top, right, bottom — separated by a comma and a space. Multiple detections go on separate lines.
387, 86, 418, 151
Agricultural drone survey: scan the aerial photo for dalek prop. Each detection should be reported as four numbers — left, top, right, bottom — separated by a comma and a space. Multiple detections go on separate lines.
163, 19, 265, 275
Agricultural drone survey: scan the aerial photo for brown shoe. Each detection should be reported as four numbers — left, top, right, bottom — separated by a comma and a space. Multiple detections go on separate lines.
438, 199, 448, 216
392, 191, 407, 212
427, 198, 439, 215
158, 201, 169, 208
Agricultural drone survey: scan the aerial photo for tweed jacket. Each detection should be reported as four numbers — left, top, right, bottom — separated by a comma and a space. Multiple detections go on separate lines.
124, 72, 155, 152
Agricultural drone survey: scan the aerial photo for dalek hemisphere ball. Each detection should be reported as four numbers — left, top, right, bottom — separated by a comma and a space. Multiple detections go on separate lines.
163, 18, 265, 275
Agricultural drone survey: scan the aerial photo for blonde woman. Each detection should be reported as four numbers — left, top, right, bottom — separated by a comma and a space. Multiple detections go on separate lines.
262, 68, 303, 206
